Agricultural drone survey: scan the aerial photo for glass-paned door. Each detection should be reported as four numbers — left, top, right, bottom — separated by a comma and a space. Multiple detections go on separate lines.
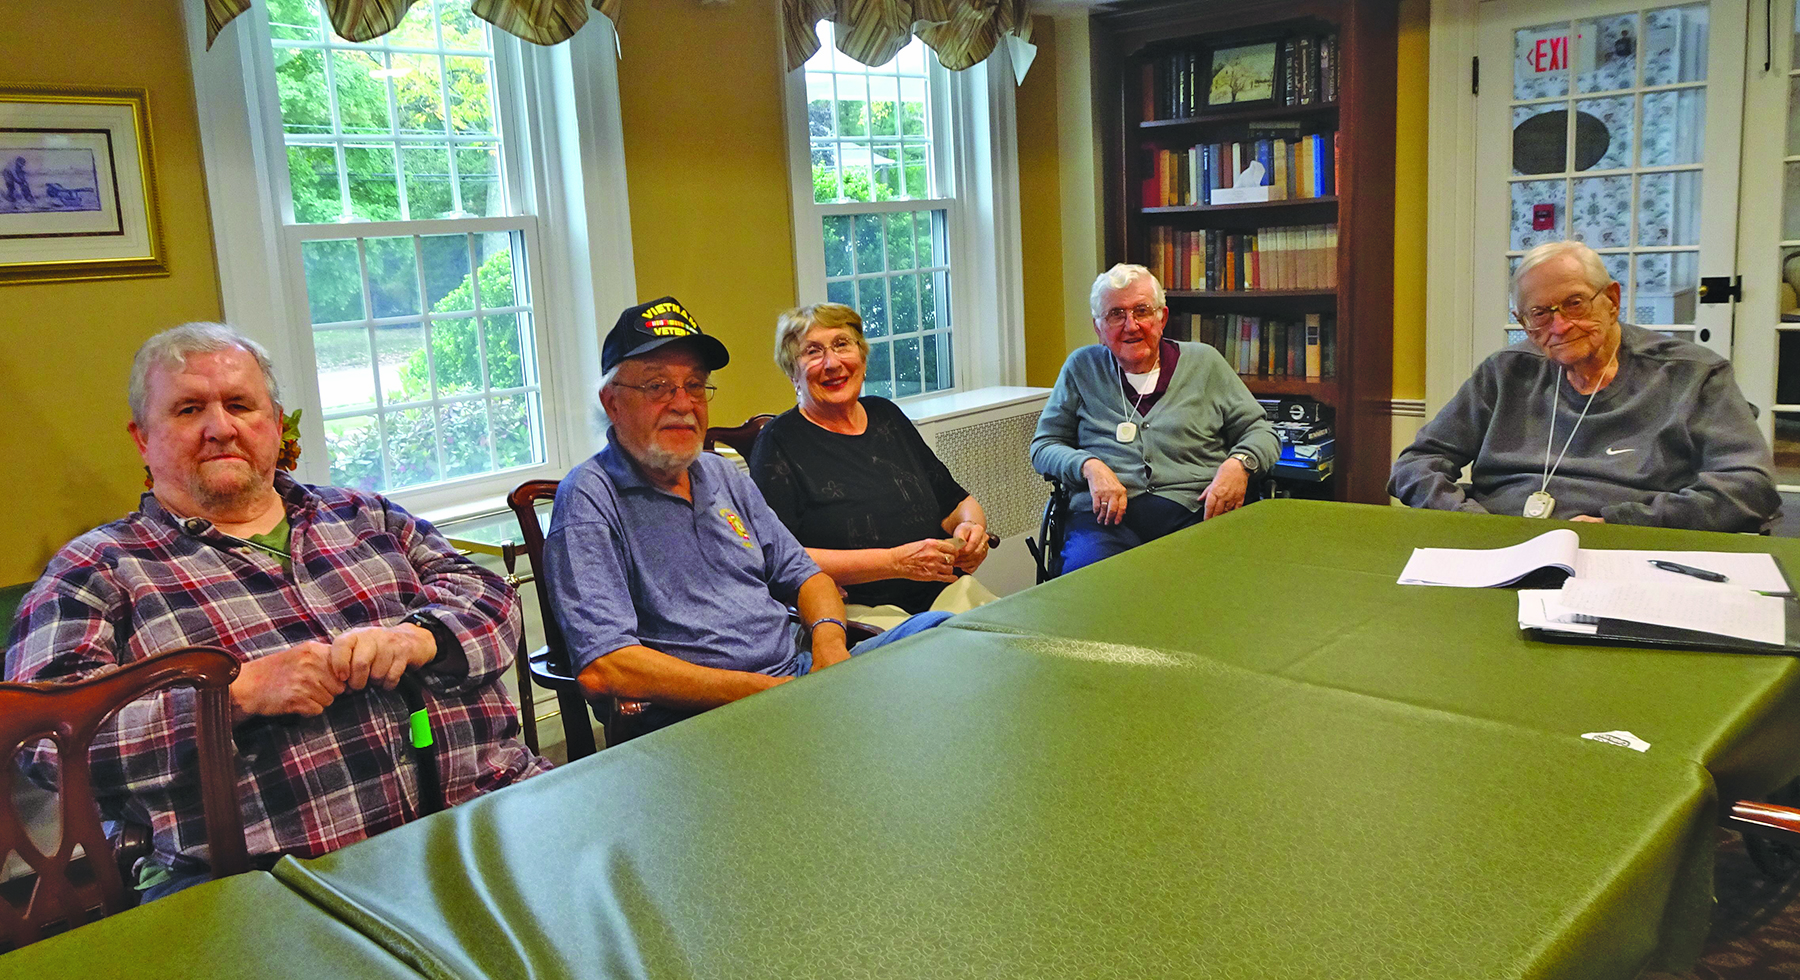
1736, 0, 1800, 488
1474, 0, 1746, 364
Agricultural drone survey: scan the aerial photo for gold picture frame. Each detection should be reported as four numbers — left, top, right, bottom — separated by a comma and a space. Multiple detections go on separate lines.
0, 85, 166, 285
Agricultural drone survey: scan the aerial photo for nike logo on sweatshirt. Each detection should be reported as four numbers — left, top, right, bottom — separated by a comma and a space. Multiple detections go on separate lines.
1605, 447, 1636, 455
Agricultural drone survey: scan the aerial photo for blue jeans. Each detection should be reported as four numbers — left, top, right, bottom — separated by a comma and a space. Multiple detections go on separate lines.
797, 610, 952, 673
1061, 493, 1204, 574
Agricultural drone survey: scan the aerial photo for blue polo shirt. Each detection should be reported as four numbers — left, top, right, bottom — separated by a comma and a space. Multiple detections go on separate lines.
543, 443, 822, 677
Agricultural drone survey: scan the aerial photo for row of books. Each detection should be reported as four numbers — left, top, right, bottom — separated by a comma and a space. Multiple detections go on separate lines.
1183, 312, 1337, 379
1143, 132, 1338, 208
1148, 224, 1338, 293
1140, 34, 1340, 122
1283, 34, 1340, 107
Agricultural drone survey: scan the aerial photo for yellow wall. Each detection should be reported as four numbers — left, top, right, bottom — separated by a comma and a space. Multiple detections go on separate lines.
1018, 18, 1068, 388
1392, 0, 1429, 401
0, 1, 223, 585
614, 2, 801, 427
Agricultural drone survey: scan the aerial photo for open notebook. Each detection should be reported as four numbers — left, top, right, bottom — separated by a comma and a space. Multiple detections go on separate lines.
1519, 579, 1800, 654
1397, 528, 1792, 593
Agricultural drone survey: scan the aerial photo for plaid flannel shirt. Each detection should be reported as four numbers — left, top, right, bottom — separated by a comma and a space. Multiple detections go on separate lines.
5, 473, 550, 873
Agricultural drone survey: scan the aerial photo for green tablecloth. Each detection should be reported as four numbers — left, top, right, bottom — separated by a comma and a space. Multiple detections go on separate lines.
952, 500, 1800, 801
272, 625, 1720, 979
0, 872, 426, 980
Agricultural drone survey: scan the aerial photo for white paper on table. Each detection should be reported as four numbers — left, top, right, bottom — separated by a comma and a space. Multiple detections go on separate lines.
1556, 579, 1786, 646
1517, 590, 1598, 634
1572, 549, 1790, 594
1398, 529, 1579, 587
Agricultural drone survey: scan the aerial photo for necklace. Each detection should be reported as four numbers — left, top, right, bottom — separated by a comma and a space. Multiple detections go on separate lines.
1115, 357, 1159, 444
1525, 356, 1615, 519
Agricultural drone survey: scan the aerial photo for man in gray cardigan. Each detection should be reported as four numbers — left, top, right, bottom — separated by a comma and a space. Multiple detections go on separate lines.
1390, 240, 1778, 532
1031, 264, 1279, 572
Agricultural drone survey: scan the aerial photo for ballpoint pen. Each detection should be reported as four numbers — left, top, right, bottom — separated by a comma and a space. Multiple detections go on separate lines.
1648, 559, 1729, 583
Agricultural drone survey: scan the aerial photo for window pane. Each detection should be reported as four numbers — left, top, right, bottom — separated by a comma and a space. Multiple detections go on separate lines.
900, 77, 927, 137
302, 238, 363, 323
268, 0, 323, 41
890, 273, 919, 335
822, 215, 853, 277
922, 270, 944, 332
384, 406, 442, 487
811, 147, 840, 204
439, 2, 487, 50
440, 401, 492, 479
314, 328, 377, 412
857, 278, 888, 337
327, 415, 385, 491
1573, 96, 1631, 171
1573, 13, 1635, 93
853, 213, 885, 274
402, 145, 454, 219
483, 313, 527, 388
1513, 22, 1570, 101
826, 279, 855, 307
475, 232, 518, 307
1642, 3, 1708, 85
902, 144, 928, 198
1636, 170, 1700, 247
332, 50, 391, 135
365, 236, 421, 318
492, 393, 540, 468
275, 49, 331, 135
1510, 179, 1564, 250
924, 331, 953, 392
345, 144, 400, 220
1569, 176, 1631, 249
422, 233, 474, 310
393, 55, 447, 135
446, 56, 495, 135
456, 145, 501, 217
380, 321, 428, 401
868, 75, 899, 137
430, 317, 482, 395
865, 340, 893, 397
893, 335, 922, 397
287, 145, 342, 223
884, 211, 916, 271
1642, 89, 1705, 166
387, 1, 436, 48
1631, 252, 1698, 324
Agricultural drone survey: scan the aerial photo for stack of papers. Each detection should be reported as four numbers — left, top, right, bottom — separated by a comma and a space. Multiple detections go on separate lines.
1396, 529, 1796, 653
1397, 529, 1791, 592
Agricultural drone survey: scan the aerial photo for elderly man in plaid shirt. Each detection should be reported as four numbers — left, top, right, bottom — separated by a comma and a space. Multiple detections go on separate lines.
6, 322, 550, 900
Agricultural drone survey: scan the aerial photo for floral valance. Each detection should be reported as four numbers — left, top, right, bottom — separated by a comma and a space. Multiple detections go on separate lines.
205, 0, 624, 49
781, 0, 1032, 73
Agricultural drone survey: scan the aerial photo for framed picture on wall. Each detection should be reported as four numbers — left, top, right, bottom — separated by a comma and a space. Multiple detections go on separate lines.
1206, 41, 1279, 108
0, 85, 166, 285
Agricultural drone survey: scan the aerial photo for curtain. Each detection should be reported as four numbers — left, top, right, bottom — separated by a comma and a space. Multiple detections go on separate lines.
206, 0, 624, 49
781, 0, 1031, 73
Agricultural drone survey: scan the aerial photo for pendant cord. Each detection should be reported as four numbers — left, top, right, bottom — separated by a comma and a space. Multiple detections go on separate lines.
1540, 356, 1613, 494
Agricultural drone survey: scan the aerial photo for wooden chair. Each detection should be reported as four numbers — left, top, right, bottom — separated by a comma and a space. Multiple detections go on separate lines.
507, 480, 612, 759
0, 646, 247, 950
704, 414, 778, 458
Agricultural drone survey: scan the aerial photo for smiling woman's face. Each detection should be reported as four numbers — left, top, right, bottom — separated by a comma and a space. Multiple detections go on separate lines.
795, 324, 867, 413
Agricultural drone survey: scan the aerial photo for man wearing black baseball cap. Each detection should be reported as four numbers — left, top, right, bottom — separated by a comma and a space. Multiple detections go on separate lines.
541, 296, 949, 734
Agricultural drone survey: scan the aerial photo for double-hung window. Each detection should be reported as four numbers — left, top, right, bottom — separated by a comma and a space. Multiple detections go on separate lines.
786, 24, 1025, 398
264, 0, 552, 496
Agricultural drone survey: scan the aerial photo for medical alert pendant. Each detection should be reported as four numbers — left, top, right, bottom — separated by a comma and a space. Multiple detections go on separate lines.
1116, 421, 1137, 443
1523, 491, 1555, 519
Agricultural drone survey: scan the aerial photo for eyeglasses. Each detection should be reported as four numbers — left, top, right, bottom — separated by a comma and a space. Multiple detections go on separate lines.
799, 337, 859, 364
1518, 290, 1604, 330
611, 379, 718, 403
1100, 304, 1162, 327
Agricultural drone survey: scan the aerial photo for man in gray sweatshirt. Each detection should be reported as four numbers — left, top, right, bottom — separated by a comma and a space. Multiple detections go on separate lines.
1390, 240, 1778, 532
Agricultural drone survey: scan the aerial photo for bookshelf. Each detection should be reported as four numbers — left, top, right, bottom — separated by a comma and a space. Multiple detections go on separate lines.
1092, 0, 1397, 504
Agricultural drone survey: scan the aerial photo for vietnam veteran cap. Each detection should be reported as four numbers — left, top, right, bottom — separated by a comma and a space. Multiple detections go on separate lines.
602, 296, 730, 372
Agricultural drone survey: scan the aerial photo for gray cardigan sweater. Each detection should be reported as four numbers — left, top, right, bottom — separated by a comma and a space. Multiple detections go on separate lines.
1389, 324, 1780, 532
1031, 341, 1279, 514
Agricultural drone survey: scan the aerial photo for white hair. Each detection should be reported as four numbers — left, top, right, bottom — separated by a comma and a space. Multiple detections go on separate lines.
129, 322, 282, 425
1089, 263, 1167, 319
1510, 240, 1614, 312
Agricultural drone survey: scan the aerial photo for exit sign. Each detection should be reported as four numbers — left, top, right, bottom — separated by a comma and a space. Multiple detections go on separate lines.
1521, 29, 1570, 73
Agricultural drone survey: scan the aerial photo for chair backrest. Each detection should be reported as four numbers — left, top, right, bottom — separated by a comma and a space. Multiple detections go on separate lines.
705, 414, 778, 458
0, 646, 246, 948
506, 480, 570, 673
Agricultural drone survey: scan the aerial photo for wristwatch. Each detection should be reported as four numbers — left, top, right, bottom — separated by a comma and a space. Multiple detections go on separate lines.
1228, 451, 1260, 474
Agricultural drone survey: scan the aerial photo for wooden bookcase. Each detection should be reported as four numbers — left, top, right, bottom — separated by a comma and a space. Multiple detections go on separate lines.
1092, 0, 1398, 504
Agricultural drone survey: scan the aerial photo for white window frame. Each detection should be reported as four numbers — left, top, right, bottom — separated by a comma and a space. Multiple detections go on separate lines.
181, 0, 636, 515
782, 25, 1027, 397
